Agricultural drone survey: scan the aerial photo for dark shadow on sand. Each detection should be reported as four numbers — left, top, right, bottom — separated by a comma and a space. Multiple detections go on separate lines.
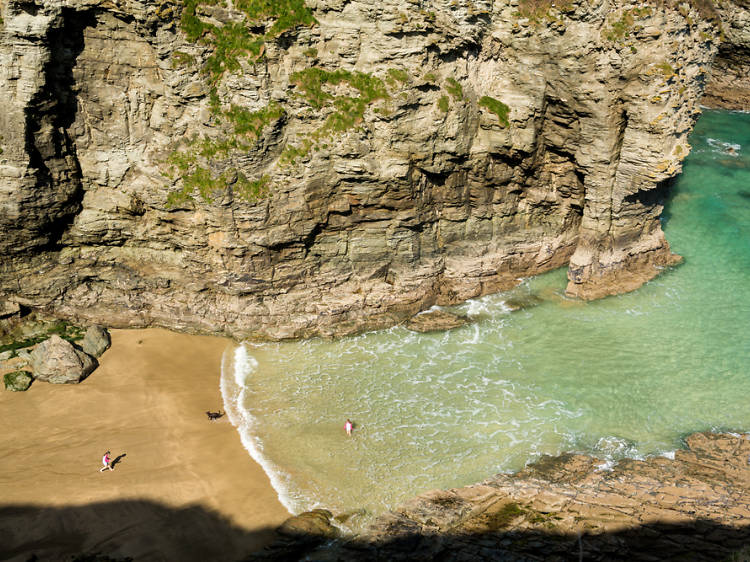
0, 500, 277, 562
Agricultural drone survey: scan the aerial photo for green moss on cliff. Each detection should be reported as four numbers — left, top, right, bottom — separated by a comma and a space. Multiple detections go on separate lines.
282, 67, 389, 164
180, 0, 316, 90
165, 102, 283, 206
478, 96, 510, 127
445, 77, 463, 101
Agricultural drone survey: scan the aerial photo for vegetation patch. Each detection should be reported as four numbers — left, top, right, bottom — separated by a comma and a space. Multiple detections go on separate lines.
387, 68, 409, 88
165, 102, 283, 206
172, 50, 196, 68
655, 61, 676, 79
0, 322, 85, 355
4, 371, 32, 392
438, 95, 450, 113
478, 95, 510, 127
486, 502, 525, 530
282, 67, 389, 164
517, 0, 572, 20
445, 77, 463, 101
180, 0, 316, 96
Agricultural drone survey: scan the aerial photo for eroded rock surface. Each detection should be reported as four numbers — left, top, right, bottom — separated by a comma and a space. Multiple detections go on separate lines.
0, 0, 740, 339
704, 1, 750, 110
288, 432, 750, 561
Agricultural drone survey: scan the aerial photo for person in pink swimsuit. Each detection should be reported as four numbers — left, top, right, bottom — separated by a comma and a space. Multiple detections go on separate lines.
100, 451, 114, 472
345, 419, 353, 436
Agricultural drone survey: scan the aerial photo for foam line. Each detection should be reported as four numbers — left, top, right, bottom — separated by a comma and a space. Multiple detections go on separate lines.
220, 343, 302, 515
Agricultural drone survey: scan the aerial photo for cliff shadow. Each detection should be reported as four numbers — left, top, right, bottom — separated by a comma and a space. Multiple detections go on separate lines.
3, 500, 750, 561
0, 499, 279, 562
249, 518, 750, 562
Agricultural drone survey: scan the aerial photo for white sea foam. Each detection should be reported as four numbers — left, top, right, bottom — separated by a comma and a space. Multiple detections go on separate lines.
661, 451, 676, 460
220, 343, 301, 515
707, 137, 741, 155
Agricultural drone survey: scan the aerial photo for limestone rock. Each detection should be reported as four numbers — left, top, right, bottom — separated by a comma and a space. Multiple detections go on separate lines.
3, 370, 32, 391
80, 325, 111, 358
405, 309, 469, 333
30, 335, 97, 384
0, 0, 745, 339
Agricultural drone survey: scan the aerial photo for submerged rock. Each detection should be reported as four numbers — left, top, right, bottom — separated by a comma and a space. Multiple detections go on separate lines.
81, 326, 111, 358
3, 370, 32, 392
405, 310, 469, 333
30, 335, 97, 384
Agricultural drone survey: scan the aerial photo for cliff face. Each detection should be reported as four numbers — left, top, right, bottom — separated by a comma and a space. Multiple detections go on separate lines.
0, 0, 727, 339
703, 0, 750, 109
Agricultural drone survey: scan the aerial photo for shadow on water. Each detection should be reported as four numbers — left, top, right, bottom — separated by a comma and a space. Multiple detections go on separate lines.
2, 500, 750, 562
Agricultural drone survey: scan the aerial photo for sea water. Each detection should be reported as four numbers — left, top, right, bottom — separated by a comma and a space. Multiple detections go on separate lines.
220, 109, 750, 529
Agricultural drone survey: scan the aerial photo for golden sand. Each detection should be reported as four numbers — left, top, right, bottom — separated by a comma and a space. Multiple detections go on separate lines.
0, 328, 289, 561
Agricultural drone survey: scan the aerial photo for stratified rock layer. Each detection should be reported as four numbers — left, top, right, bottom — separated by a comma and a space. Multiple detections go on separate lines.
287, 432, 750, 561
704, 1, 750, 110
0, 0, 736, 339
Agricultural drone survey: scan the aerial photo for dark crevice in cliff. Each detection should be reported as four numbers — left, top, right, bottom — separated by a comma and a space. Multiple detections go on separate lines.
21, 8, 99, 252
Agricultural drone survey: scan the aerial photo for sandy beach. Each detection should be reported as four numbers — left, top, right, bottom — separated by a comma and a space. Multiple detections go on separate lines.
0, 328, 290, 561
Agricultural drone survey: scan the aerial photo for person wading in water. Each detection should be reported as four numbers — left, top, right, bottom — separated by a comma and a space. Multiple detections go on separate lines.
345, 419, 353, 436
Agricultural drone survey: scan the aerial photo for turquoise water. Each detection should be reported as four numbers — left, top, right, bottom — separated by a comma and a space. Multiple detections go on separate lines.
221, 109, 750, 529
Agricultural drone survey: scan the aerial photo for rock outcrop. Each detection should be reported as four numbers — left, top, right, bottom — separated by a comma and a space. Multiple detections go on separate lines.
0, 0, 737, 339
3, 370, 32, 391
30, 334, 97, 384
405, 308, 469, 333
271, 432, 750, 561
703, 0, 750, 110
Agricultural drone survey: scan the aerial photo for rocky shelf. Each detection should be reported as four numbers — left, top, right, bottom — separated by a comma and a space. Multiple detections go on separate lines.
261, 432, 750, 561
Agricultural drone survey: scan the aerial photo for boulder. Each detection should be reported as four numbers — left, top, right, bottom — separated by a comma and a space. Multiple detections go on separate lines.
405, 309, 470, 333
30, 335, 97, 384
276, 509, 340, 540
81, 325, 111, 358
0, 350, 14, 362
4, 371, 33, 392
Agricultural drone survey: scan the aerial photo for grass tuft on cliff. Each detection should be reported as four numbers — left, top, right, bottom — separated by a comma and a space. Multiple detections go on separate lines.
180, 0, 316, 89
478, 96, 511, 127
282, 67, 389, 164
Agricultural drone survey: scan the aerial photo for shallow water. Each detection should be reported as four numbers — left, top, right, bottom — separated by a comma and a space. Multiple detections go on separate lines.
221, 109, 750, 529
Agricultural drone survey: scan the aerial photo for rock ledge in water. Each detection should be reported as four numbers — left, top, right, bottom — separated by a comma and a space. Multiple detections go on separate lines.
405, 310, 469, 333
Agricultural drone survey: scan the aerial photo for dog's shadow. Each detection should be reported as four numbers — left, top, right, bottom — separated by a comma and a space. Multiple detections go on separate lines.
111, 453, 127, 469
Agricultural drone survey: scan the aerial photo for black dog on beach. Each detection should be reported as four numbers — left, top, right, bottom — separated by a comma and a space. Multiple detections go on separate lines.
205, 410, 224, 421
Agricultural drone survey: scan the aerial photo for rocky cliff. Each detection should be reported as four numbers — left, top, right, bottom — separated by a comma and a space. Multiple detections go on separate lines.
0, 0, 738, 339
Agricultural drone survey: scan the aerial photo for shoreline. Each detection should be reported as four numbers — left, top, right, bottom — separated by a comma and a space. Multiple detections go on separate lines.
0, 328, 290, 561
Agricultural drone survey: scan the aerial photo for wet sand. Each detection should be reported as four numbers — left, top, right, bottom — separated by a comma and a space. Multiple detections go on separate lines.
0, 328, 290, 561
